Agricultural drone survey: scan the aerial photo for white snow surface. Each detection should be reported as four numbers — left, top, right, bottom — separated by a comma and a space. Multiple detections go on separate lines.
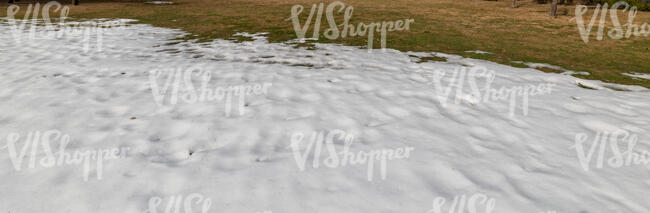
465, 50, 492, 55
624, 72, 650, 80
1, 21, 650, 213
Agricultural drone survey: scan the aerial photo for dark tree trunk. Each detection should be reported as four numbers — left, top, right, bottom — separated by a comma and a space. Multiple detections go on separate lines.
550, 0, 558, 17
73, 0, 79, 5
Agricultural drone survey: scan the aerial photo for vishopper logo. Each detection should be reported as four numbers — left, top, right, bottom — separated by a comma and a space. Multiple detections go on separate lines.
287, 1, 414, 52
429, 66, 554, 117
575, 1, 650, 43
0, 130, 130, 181
143, 193, 212, 213
6, 1, 69, 40
5, 1, 127, 53
148, 66, 272, 117
289, 129, 414, 181
571, 130, 649, 171
426, 193, 496, 213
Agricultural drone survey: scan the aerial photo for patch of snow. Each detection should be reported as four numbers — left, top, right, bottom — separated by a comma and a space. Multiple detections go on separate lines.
518, 62, 564, 70
145, 1, 175, 5
465, 50, 492, 54
623, 72, 650, 80
560, 70, 590, 76
512, 61, 591, 76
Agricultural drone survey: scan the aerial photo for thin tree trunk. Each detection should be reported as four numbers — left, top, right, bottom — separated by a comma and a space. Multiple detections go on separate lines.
512, 0, 516, 8
550, 0, 558, 17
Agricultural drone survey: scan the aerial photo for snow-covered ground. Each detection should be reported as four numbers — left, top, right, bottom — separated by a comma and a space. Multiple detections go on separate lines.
1, 20, 650, 213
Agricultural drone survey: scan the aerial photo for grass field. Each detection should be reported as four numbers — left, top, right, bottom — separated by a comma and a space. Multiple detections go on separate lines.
2, 0, 650, 88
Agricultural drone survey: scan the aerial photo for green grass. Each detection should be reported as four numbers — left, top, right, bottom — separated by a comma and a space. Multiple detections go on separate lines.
2, 0, 649, 88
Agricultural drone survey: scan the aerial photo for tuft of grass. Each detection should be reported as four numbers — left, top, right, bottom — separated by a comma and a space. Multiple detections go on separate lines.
506, 61, 531, 68
535, 67, 564, 73
410, 55, 448, 63
292, 42, 318, 50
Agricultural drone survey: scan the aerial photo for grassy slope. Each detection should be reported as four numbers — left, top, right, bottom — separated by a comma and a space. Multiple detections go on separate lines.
2, 0, 649, 88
